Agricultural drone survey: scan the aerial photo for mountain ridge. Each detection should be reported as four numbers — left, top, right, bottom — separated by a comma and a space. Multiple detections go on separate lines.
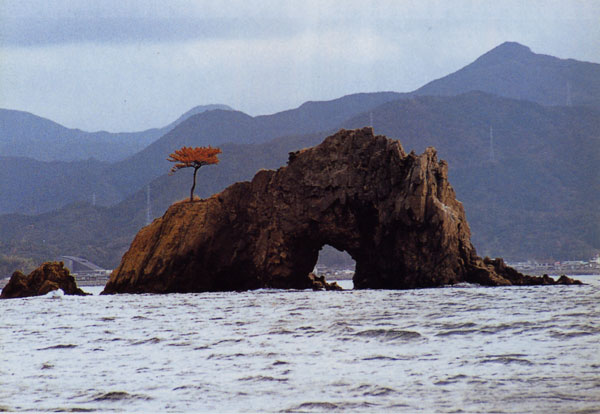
0, 104, 234, 163
1, 92, 597, 275
414, 41, 600, 109
1, 42, 598, 273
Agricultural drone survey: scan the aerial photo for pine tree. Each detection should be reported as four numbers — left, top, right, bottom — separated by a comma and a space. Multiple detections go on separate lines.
167, 146, 222, 202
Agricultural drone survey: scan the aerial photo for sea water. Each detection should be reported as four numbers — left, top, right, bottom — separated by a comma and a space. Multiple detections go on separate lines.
1, 276, 598, 413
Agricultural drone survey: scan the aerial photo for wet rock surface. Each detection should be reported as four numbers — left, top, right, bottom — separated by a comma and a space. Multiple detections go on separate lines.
103, 128, 580, 294
1, 261, 89, 299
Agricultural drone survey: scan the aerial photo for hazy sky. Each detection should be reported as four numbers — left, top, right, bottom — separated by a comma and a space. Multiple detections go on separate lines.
1, 0, 599, 132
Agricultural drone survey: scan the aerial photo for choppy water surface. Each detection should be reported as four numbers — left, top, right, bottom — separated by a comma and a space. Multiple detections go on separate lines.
1, 276, 599, 413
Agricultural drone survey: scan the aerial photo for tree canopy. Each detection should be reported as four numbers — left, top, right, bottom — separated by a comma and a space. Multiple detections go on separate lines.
167, 146, 221, 173
167, 146, 222, 202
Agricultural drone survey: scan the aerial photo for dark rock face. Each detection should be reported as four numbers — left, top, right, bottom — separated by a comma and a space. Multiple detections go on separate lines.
103, 128, 580, 294
1, 261, 89, 299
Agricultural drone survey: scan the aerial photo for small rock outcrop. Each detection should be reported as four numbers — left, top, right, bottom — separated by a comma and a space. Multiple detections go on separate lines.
103, 128, 580, 294
480, 257, 581, 285
308, 273, 343, 291
1, 261, 88, 299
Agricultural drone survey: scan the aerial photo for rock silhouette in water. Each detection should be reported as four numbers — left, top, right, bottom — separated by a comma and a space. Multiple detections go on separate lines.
102, 128, 580, 294
1, 261, 89, 299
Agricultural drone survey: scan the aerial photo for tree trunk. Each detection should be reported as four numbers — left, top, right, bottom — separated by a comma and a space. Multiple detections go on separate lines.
190, 166, 199, 202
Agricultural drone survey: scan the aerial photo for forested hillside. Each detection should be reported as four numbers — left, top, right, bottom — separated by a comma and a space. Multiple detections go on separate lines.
1, 92, 598, 273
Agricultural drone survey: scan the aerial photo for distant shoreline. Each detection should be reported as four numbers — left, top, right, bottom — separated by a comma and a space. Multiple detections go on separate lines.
511, 268, 600, 276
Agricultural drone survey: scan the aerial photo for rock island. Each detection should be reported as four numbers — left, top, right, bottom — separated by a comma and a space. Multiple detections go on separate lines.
102, 128, 580, 294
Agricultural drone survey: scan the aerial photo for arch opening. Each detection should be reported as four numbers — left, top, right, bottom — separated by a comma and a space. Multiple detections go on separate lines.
313, 245, 356, 289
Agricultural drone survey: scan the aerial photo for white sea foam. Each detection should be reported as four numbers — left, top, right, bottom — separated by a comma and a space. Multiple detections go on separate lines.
44, 288, 64, 299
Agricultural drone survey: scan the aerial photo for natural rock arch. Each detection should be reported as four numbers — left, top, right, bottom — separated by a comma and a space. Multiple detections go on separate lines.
103, 128, 579, 294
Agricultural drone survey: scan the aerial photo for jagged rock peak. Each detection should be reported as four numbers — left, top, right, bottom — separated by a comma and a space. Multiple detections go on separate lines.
103, 128, 580, 294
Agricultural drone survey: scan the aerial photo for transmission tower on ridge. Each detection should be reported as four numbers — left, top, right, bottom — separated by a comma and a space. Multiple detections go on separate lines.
489, 125, 495, 162
566, 80, 573, 107
146, 184, 152, 225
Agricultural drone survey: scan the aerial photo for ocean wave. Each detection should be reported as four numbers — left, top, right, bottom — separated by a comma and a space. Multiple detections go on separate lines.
91, 391, 152, 402
37, 344, 77, 350
353, 328, 422, 341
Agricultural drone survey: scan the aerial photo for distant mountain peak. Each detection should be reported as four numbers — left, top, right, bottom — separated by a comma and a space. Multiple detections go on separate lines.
414, 41, 600, 110
494, 41, 532, 53
478, 41, 533, 62
170, 104, 234, 127
185, 104, 233, 114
